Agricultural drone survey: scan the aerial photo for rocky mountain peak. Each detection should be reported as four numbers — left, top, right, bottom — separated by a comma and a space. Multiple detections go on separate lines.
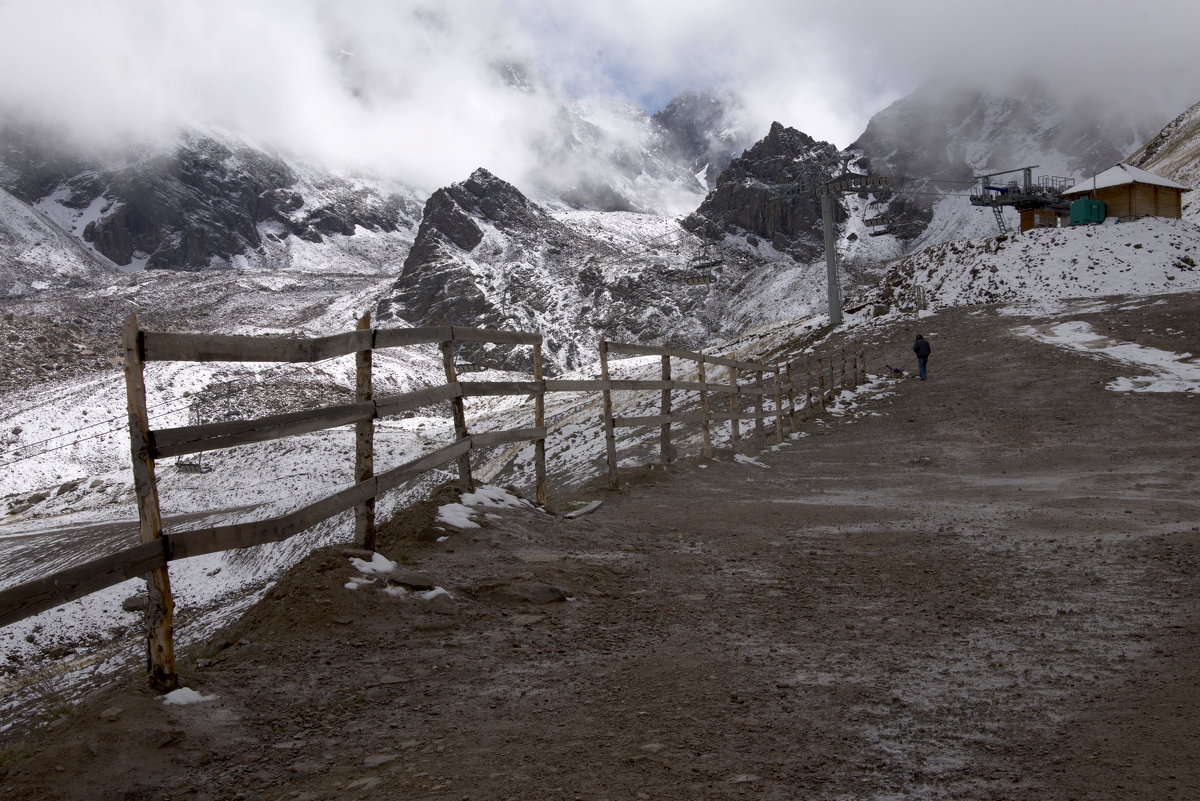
651, 88, 748, 185
682, 121, 841, 260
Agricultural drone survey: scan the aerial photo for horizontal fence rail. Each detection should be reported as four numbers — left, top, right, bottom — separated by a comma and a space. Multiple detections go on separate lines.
0, 314, 867, 693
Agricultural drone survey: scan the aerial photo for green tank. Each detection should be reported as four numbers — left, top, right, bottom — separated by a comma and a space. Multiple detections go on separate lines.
1070, 198, 1107, 226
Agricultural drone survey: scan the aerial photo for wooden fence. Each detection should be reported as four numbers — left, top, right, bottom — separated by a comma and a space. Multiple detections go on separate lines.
0, 315, 866, 690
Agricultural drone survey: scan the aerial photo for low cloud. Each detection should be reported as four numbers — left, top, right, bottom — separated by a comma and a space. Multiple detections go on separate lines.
1, 0, 1197, 191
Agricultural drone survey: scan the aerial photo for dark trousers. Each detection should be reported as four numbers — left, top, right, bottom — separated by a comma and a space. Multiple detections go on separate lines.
917, 356, 928, 380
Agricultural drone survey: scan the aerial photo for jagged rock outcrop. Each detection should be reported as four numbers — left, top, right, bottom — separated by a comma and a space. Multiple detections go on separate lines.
682, 122, 842, 260
375, 168, 722, 371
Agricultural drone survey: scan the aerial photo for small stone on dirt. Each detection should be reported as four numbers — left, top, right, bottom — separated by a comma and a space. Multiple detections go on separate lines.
121, 595, 148, 612
517, 553, 562, 564
511, 614, 545, 627
427, 595, 458, 615
386, 567, 437, 589
363, 753, 398, 768
332, 616, 353, 625
508, 582, 569, 604
99, 705, 124, 722
417, 525, 447, 542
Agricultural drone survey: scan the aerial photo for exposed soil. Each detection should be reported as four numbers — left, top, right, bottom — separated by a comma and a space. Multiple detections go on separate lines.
2, 296, 1199, 800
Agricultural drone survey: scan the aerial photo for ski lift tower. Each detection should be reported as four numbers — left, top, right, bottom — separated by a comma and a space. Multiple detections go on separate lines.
776, 169, 897, 326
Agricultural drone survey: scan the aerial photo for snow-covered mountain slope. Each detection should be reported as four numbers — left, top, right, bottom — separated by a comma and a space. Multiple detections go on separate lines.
0, 186, 118, 296
1129, 98, 1200, 223
855, 218, 1200, 316
375, 167, 790, 371
1, 126, 426, 274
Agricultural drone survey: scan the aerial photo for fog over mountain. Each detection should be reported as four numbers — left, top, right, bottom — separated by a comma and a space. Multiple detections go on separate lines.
2, 0, 1197, 196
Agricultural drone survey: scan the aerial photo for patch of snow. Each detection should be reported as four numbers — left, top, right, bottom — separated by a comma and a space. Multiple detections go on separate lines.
161, 687, 218, 705
1014, 321, 1200, 393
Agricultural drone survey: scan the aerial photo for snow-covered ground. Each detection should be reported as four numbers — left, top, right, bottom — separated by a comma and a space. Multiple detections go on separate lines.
877, 218, 1200, 313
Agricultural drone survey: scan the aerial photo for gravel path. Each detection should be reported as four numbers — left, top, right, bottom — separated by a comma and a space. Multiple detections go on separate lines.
3, 296, 1198, 800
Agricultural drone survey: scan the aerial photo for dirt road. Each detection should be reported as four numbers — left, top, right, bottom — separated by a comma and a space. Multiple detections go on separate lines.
2, 296, 1198, 800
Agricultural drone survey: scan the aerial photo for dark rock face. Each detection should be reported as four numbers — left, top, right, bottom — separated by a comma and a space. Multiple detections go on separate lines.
378, 168, 573, 362
683, 122, 843, 260
651, 88, 747, 186
0, 130, 421, 271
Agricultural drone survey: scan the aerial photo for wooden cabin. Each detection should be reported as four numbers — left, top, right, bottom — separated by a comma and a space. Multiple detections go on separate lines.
1019, 208, 1066, 232
1063, 163, 1190, 221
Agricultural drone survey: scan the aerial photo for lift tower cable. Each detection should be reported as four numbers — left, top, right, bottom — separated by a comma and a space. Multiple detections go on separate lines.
775, 167, 899, 326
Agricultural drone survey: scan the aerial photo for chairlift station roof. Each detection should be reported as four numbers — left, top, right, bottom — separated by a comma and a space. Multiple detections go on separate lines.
1064, 162, 1190, 196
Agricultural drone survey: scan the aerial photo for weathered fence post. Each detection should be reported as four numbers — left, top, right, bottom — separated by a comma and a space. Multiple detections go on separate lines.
728, 365, 741, 452
851, 351, 859, 389
818, 370, 827, 412
660, 354, 672, 463
441, 333, 473, 493
841, 349, 848, 389
805, 361, 815, 419
860, 349, 867, 383
785, 362, 798, 432
354, 312, 376, 550
532, 340, 548, 506
754, 369, 766, 450
772, 367, 785, 444
698, 356, 713, 458
122, 314, 178, 693
827, 355, 836, 401
599, 338, 619, 489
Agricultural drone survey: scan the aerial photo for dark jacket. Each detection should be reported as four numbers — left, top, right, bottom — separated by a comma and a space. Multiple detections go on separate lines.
913, 336, 931, 358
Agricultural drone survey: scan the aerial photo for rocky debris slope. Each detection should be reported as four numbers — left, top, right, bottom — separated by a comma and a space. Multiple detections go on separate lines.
854, 218, 1200, 316
0, 186, 116, 297
1130, 98, 1200, 223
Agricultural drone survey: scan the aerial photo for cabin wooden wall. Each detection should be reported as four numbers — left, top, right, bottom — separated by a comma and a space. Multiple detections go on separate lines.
1019, 208, 1063, 232
1067, 183, 1184, 220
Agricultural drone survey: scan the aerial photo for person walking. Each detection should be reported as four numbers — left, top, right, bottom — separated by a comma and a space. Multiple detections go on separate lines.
913, 334, 931, 380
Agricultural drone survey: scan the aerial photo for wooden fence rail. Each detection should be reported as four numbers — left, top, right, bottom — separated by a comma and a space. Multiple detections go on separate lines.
596, 340, 867, 488
0, 317, 868, 693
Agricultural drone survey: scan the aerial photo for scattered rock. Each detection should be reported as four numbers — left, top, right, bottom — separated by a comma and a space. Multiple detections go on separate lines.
516, 553, 562, 564
362, 753, 398, 768
564, 500, 602, 519
332, 616, 354, 625
289, 759, 327, 776
386, 568, 437, 590
99, 705, 124, 722
417, 525, 447, 542
121, 595, 148, 612
508, 582, 569, 604
428, 595, 458, 616
511, 614, 545, 627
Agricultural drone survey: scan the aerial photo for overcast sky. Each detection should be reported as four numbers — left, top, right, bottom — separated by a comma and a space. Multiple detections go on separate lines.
1, 0, 1198, 187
